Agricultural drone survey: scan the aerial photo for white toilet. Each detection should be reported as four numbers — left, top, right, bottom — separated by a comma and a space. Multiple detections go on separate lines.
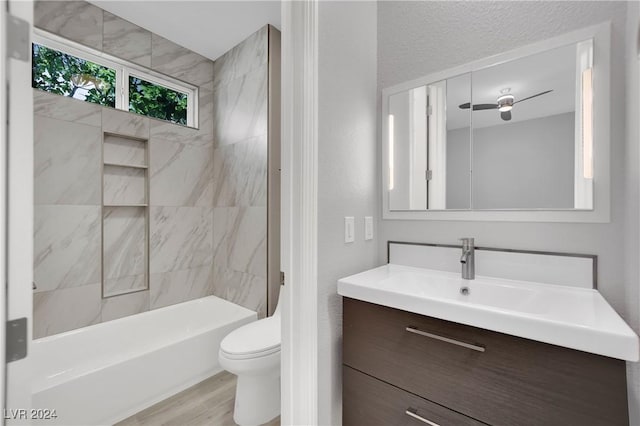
219, 299, 281, 426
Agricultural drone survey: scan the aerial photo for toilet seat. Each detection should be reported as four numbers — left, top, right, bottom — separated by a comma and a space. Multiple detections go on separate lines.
221, 346, 280, 360
220, 316, 280, 360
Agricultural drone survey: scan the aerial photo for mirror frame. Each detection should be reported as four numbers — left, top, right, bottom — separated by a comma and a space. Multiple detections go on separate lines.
381, 22, 611, 223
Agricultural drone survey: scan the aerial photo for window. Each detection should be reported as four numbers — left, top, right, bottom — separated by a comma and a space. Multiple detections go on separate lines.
32, 29, 198, 127
129, 76, 188, 125
32, 44, 116, 107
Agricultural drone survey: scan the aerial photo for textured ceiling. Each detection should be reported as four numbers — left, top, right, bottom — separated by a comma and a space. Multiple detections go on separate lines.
378, 1, 626, 89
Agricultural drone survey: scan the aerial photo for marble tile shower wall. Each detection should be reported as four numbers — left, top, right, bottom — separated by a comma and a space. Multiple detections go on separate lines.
211, 27, 269, 318
33, 1, 216, 338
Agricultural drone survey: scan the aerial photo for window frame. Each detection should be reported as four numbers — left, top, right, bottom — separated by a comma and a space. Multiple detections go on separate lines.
33, 28, 199, 128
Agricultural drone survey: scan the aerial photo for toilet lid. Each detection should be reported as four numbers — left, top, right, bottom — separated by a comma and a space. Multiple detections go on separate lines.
220, 316, 280, 357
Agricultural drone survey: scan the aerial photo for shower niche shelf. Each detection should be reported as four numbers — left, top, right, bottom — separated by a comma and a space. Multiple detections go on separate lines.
102, 133, 149, 298
103, 162, 149, 170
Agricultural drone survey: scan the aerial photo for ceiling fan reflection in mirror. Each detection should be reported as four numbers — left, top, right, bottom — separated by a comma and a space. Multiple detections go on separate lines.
458, 88, 553, 121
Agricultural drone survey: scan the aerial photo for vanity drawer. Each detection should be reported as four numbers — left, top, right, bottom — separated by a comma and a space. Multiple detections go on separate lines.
343, 366, 486, 426
343, 298, 628, 426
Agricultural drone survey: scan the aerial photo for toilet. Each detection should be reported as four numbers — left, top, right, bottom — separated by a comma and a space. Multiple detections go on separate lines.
219, 298, 281, 426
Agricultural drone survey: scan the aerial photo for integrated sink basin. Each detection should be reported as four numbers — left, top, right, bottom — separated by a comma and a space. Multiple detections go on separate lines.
378, 270, 545, 315
338, 264, 639, 361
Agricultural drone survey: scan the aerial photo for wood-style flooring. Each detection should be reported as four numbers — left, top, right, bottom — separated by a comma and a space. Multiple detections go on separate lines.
116, 371, 280, 426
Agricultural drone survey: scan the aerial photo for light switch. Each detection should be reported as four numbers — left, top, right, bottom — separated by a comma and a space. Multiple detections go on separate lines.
364, 216, 374, 240
344, 216, 355, 243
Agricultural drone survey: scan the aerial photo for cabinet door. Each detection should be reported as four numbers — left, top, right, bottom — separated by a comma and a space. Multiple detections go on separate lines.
343, 366, 486, 426
343, 298, 628, 426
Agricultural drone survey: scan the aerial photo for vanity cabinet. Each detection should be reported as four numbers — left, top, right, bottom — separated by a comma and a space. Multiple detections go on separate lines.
342, 298, 629, 426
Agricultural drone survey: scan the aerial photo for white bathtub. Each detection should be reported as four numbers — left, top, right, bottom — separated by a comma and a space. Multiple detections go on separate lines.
31, 296, 256, 426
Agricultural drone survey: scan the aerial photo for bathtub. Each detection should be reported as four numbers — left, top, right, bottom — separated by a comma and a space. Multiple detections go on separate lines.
31, 296, 256, 426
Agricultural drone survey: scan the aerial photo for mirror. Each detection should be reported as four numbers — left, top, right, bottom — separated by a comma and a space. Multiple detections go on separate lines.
385, 39, 594, 212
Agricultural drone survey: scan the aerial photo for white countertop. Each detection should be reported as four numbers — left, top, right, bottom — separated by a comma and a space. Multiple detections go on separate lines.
337, 264, 639, 361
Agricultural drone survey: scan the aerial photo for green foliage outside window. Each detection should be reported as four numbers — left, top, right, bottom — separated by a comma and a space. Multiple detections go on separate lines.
129, 77, 188, 125
32, 44, 116, 107
33, 43, 191, 126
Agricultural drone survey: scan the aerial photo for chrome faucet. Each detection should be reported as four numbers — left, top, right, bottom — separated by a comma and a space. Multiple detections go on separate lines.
460, 238, 475, 280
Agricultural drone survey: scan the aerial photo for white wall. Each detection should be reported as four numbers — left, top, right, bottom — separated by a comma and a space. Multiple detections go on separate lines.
472, 112, 575, 209
473, 112, 575, 209
446, 126, 471, 209
378, 1, 638, 421
318, 1, 378, 424
446, 112, 575, 209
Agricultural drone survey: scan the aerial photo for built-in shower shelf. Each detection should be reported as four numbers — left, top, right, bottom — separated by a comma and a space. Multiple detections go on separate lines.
103, 162, 149, 170
102, 132, 150, 299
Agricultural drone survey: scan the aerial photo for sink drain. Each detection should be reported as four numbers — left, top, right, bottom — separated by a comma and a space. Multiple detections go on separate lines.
460, 286, 470, 296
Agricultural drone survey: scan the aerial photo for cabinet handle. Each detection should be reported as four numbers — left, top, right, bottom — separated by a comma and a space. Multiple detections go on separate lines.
405, 408, 441, 426
405, 326, 485, 352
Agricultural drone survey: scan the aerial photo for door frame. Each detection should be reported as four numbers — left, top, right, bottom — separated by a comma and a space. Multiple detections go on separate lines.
280, 1, 319, 424
3, 0, 34, 422
1, 0, 7, 415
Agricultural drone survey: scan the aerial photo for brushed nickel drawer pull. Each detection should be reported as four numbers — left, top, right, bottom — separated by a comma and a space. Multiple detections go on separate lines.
405, 408, 441, 426
405, 326, 485, 352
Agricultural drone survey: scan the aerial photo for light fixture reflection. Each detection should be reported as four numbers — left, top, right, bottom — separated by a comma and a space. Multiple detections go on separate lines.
388, 114, 394, 190
497, 94, 514, 112
582, 68, 593, 179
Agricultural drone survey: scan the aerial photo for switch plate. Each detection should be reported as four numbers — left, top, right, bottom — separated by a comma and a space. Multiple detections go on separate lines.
344, 216, 355, 243
364, 216, 374, 240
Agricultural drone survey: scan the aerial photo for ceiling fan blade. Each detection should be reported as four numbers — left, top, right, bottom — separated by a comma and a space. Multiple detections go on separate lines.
514, 89, 553, 104
459, 103, 498, 110
472, 103, 498, 111
501, 110, 512, 121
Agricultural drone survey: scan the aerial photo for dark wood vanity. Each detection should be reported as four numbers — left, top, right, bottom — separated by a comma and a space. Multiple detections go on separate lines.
342, 297, 629, 426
